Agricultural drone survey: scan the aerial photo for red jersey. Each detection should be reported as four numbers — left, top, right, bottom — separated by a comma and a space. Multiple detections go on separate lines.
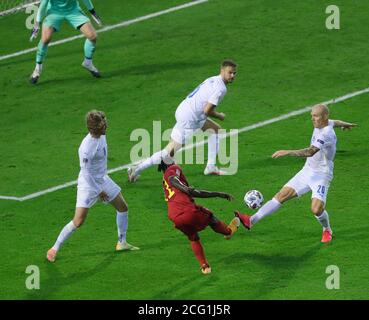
162, 165, 196, 218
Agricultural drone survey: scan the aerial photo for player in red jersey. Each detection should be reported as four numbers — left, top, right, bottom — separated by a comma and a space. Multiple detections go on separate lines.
158, 160, 245, 274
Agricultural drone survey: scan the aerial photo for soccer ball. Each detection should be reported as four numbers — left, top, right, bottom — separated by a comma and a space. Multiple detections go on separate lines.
244, 190, 264, 210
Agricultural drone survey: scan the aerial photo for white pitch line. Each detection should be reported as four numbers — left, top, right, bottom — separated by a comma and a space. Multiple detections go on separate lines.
0, 195, 21, 201
0, 1, 40, 17
181, 87, 369, 151
0, 0, 209, 62
1, 86, 367, 202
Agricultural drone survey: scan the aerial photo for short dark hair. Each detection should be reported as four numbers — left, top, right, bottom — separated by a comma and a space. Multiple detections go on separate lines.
221, 59, 237, 68
158, 159, 175, 173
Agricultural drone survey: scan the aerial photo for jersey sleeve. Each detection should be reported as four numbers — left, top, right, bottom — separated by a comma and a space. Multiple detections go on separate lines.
82, 0, 94, 11
36, 0, 49, 23
208, 87, 226, 106
312, 130, 333, 149
79, 139, 97, 169
328, 119, 334, 127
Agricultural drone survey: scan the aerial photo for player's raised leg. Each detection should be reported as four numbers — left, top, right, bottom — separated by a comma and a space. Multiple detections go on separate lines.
30, 26, 54, 84
80, 22, 101, 77
202, 119, 226, 175
128, 139, 181, 183
237, 187, 296, 230
208, 215, 239, 240
311, 198, 332, 243
46, 207, 88, 262
110, 193, 139, 251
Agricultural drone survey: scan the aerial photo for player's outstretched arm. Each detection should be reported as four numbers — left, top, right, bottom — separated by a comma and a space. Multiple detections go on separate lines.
168, 176, 233, 201
331, 119, 358, 130
190, 188, 233, 201
272, 145, 320, 158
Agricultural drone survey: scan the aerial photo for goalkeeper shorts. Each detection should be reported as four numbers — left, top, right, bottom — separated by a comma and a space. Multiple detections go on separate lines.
43, 8, 90, 32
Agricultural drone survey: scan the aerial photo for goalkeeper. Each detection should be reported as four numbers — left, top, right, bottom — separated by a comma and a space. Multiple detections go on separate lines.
29, 0, 102, 84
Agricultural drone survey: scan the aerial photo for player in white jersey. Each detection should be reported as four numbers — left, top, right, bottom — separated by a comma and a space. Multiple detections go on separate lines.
46, 110, 139, 262
128, 60, 237, 182
235, 104, 357, 243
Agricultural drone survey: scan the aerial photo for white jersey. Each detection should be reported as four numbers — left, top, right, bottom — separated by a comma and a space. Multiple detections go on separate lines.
304, 120, 336, 179
77, 133, 108, 192
176, 75, 227, 123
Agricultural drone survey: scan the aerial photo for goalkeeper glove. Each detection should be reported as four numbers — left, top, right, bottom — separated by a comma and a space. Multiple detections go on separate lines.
29, 22, 40, 42
89, 9, 102, 26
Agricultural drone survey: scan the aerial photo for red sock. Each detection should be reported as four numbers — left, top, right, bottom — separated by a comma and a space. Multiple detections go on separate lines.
191, 240, 208, 267
210, 220, 231, 236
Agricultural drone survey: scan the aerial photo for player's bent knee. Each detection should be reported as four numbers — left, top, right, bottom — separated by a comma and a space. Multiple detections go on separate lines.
112, 194, 128, 212
42, 36, 52, 44
275, 191, 288, 203
311, 204, 324, 216
42, 28, 54, 44
73, 218, 85, 228
311, 198, 325, 215
88, 32, 97, 42
275, 187, 296, 203
119, 202, 128, 212
115, 204, 128, 212
275, 193, 286, 203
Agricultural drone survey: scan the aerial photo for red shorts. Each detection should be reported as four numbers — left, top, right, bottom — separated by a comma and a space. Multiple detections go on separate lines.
170, 205, 214, 241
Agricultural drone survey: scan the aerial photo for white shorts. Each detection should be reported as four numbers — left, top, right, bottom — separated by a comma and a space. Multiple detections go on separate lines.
170, 120, 206, 145
284, 168, 331, 203
76, 175, 121, 208
171, 105, 206, 145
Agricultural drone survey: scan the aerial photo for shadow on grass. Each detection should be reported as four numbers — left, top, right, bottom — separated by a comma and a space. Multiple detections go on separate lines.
22, 60, 209, 87
221, 243, 322, 299
23, 250, 118, 300
151, 243, 321, 299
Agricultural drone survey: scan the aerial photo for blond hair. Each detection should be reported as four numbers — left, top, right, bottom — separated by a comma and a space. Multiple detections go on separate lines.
86, 110, 107, 136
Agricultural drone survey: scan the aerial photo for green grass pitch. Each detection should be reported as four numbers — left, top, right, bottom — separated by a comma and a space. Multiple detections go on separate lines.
0, 0, 369, 299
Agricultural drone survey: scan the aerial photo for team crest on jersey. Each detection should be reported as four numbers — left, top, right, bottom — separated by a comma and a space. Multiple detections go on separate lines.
83, 158, 88, 163
317, 139, 325, 145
